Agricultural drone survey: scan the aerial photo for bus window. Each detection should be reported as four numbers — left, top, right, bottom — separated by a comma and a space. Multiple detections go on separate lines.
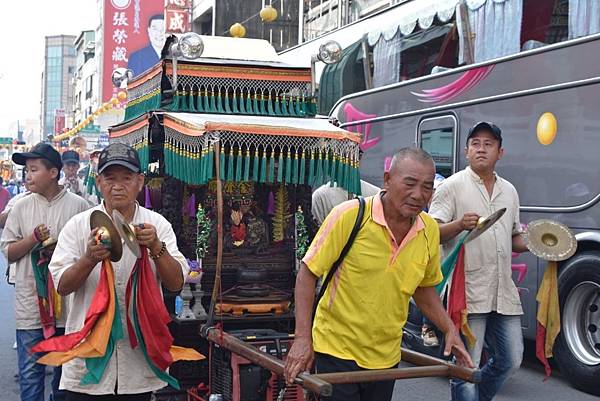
417, 115, 457, 178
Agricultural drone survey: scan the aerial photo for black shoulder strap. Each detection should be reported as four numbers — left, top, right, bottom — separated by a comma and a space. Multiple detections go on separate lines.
314, 197, 365, 315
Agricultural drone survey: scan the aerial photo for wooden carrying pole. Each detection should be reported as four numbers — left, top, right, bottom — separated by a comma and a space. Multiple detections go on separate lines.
203, 328, 480, 395
401, 348, 481, 383
204, 328, 333, 396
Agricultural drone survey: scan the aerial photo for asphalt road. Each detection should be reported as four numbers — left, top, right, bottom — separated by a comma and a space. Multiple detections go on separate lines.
0, 256, 597, 401
391, 349, 599, 401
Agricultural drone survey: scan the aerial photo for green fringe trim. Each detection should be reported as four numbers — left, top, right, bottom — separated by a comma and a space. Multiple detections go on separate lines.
235, 148, 242, 182
285, 149, 292, 183
259, 149, 267, 183
125, 90, 161, 121
243, 148, 250, 182
252, 148, 259, 182
276, 149, 284, 183
216, 91, 225, 113
292, 149, 299, 185
308, 150, 315, 186
219, 148, 226, 180
226, 150, 234, 181
232, 91, 239, 113
268, 148, 275, 183
299, 150, 306, 185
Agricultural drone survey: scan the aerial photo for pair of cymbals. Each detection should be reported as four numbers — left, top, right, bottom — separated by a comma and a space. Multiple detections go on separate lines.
523, 219, 577, 261
89, 210, 142, 262
463, 208, 507, 244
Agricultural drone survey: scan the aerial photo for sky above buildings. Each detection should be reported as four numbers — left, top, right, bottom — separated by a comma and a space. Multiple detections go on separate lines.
0, 0, 98, 140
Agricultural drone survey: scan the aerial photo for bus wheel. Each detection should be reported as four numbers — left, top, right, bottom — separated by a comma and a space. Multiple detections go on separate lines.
554, 251, 600, 396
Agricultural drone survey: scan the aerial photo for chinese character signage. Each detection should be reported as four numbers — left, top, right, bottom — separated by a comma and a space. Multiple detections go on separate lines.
102, 0, 164, 102
54, 109, 66, 135
164, 0, 192, 34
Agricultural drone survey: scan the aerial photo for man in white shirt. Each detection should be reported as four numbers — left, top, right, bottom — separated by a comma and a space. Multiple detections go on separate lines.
59, 150, 97, 206
49, 143, 188, 400
1, 143, 90, 401
312, 180, 380, 226
428, 122, 528, 401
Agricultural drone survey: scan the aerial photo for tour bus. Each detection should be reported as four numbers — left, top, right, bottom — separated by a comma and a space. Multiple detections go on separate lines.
327, 31, 600, 395
280, 0, 599, 394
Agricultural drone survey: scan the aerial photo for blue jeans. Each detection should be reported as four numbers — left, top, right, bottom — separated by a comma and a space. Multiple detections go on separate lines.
451, 312, 523, 401
16, 328, 66, 401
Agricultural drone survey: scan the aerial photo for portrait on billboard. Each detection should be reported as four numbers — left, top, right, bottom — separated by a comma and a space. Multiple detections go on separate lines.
128, 14, 165, 76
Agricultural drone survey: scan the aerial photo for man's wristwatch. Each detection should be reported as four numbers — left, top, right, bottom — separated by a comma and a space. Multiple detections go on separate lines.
149, 241, 167, 259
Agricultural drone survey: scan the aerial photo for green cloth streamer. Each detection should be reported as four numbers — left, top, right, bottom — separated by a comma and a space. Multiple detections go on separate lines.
436, 234, 468, 294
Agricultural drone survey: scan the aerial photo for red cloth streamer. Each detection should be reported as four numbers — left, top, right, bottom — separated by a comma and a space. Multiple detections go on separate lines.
33, 265, 110, 353
447, 245, 476, 347
126, 248, 174, 370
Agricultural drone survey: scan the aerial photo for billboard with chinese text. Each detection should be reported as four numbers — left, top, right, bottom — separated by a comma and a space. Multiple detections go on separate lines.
102, 0, 164, 102
164, 0, 192, 35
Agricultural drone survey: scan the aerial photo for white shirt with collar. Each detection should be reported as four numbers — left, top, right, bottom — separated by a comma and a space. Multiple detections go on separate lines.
0, 188, 90, 329
49, 202, 189, 395
428, 166, 523, 316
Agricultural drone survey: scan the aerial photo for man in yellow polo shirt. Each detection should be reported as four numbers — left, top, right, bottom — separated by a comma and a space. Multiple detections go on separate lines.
284, 147, 473, 401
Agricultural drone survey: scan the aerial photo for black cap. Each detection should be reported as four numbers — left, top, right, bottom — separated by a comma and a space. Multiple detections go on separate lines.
12, 143, 62, 170
97, 143, 141, 174
62, 150, 80, 164
467, 122, 502, 147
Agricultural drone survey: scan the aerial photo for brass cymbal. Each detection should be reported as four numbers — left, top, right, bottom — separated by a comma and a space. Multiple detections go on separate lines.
524, 219, 577, 261
463, 208, 507, 244
112, 209, 141, 258
90, 210, 123, 262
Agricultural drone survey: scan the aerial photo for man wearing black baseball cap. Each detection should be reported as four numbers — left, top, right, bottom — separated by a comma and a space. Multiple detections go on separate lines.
429, 123, 529, 401
1, 142, 89, 401
48, 143, 190, 399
